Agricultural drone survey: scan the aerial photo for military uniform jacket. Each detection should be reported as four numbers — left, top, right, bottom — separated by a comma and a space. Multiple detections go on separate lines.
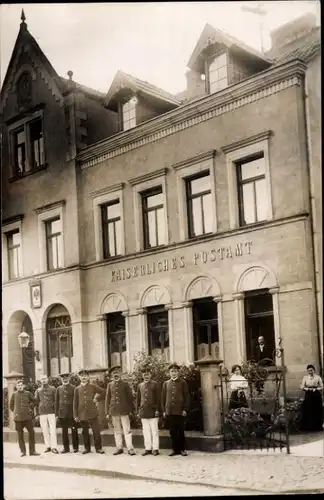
35, 385, 56, 416
161, 378, 190, 416
10, 390, 36, 422
136, 380, 161, 419
55, 384, 75, 419
73, 383, 105, 421
105, 380, 134, 416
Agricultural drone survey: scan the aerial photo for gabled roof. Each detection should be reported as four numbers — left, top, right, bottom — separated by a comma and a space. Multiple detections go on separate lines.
0, 16, 64, 108
59, 77, 106, 100
188, 23, 272, 72
105, 70, 180, 110
265, 26, 320, 64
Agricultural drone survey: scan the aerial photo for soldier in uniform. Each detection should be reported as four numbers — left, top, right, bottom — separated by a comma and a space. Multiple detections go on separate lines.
9, 379, 39, 457
136, 367, 161, 456
105, 366, 135, 456
73, 369, 105, 454
161, 363, 190, 456
35, 374, 59, 454
55, 373, 79, 453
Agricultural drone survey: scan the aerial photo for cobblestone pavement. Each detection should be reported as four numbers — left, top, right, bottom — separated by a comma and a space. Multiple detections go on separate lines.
5, 467, 255, 499
4, 443, 324, 494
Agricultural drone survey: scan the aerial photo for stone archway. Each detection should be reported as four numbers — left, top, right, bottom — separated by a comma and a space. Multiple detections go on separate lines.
6, 310, 36, 382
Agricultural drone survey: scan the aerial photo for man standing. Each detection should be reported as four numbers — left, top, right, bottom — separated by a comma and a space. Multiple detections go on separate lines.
105, 366, 135, 456
73, 369, 105, 454
35, 374, 58, 454
10, 379, 39, 457
55, 373, 79, 453
161, 363, 190, 457
254, 336, 274, 365
136, 367, 160, 456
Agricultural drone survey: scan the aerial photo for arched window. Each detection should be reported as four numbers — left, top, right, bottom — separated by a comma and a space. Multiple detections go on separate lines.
46, 304, 73, 376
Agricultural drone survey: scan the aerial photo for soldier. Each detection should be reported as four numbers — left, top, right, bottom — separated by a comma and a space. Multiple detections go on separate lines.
136, 367, 161, 456
9, 379, 39, 457
73, 369, 105, 454
105, 366, 135, 456
55, 373, 79, 453
35, 374, 59, 454
161, 363, 190, 456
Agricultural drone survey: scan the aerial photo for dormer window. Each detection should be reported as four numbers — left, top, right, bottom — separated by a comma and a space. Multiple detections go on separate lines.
207, 52, 228, 93
122, 97, 137, 130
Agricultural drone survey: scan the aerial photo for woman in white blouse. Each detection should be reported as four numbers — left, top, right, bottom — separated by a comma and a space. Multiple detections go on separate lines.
228, 365, 249, 411
300, 364, 323, 432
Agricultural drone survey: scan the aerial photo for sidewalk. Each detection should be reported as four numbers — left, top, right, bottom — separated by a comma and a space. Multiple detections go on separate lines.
4, 439, 324, 494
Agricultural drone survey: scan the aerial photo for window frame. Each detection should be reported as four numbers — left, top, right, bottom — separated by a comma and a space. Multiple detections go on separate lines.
244, 289, 275, 362
236, 154, 267, 226
45, 217, 63, 271
106, 312, 127, 371
122, 97, 137, 131
101, 198, 122, 258
173, 151, 217, 242
141, 186, 165, 249
206, 51, 228, 94
186, 170, 213, 238
129, 169, 169, 252
192, 298, 219, 360
37, 201, 65, 273
222, 131, 273, 230
8, 109, 45, 178
147, 306, 170, 358
2, 218, 24, 281
91, 183, 125, 261
46, 313, 73, 376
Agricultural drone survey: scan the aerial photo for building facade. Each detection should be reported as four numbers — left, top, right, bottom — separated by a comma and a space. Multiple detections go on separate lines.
1, 12, 321, 394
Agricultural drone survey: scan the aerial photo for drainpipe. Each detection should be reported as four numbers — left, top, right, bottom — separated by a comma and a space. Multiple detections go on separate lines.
303, 70, 323, 379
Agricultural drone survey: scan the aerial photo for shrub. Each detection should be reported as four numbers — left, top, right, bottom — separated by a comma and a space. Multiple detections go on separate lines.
224, 407, 267, 443
240, 360, 269, 395
273, 399, 303, 433
126, 351, 203, 431
3, 388, 9, 427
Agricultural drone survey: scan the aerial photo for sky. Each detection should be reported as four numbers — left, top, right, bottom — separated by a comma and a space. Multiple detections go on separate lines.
0, 1, 320, 95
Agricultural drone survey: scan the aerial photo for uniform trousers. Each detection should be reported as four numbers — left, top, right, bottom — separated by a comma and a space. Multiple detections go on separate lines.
40, 414, 58, 449
59, 418, 79, 451
111, 415, 133, 450
141, 417, 159, 451
80, 417, 102, 451
167, 415, 186, 453
15, 420, 35, 454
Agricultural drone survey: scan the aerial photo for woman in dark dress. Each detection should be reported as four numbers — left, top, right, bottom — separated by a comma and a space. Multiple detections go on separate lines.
228, 365, 249, 411
300, 364, 323, 432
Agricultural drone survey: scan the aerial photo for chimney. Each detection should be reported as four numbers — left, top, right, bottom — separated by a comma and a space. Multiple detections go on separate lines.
270, 13, 317, 50
185, 69, 207, 100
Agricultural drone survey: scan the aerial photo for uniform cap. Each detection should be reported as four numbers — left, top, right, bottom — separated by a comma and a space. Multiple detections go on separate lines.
109, 366, 121, 375
60, 372, 70, 378
168, 363, 180, 370
78, 368, 89, 376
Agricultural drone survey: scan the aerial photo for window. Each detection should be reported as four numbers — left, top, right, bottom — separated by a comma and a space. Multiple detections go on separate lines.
244, 290, 275, 362
122, 97, 137, 130
186, 171, 213, 238
11, 116, 45, 176
47, 305, 73, 376
45, 217, 63, 270
142, 187, 166, 248
101, 200, 122, 258
237, 155, 268, 226
192, 298, 219, 360
147, 306, 169, 360
107, 313, 127, 370
208, 53, 228, 93
7, 229, 22, 279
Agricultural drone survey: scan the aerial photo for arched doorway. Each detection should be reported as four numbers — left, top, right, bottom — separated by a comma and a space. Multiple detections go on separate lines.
46, 304, 73, 376
6, 310, 36, 382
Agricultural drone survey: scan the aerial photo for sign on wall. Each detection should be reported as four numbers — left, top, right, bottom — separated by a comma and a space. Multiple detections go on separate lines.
30, 281, 42, 309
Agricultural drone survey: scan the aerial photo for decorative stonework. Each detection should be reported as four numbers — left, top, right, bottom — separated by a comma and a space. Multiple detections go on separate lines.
141, 285, 171, 308
80, 73, 303, 170
90, 182, 124, 199
185, 276, 221, 301
101, 292, 127, 314
128, 168, 168, 186
237, 265, 277, 292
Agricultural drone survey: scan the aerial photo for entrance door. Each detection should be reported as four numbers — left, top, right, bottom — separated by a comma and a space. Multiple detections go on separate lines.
22, 316, 36, 382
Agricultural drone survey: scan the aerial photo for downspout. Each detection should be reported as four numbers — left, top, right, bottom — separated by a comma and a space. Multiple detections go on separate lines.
303, 70, 323, 378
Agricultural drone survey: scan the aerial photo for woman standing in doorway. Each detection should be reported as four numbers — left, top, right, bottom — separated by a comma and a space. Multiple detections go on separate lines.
228, 365, 249, 411
300, 364, 323, 432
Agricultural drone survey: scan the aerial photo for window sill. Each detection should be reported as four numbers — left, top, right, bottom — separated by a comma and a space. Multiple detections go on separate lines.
9, 163, 48, 183
187, 232, 214, 243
